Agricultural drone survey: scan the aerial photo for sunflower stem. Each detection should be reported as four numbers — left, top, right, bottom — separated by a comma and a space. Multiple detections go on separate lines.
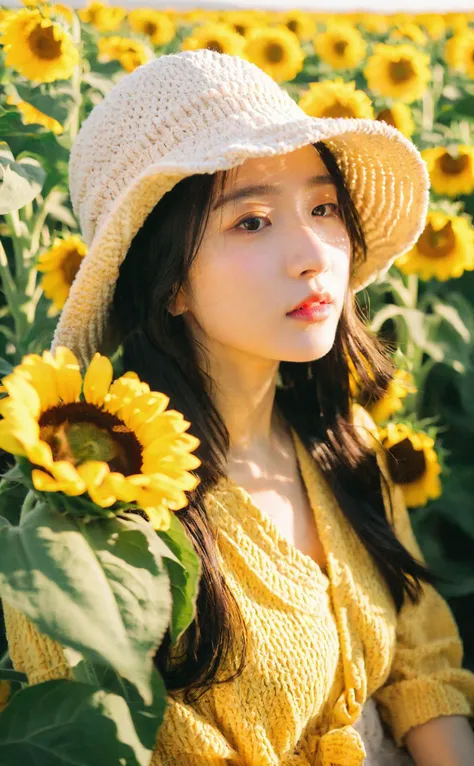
65, 12, 84, 149
20, 490, 37, 524
3, 211, 26, 291
0, 239, 26, 346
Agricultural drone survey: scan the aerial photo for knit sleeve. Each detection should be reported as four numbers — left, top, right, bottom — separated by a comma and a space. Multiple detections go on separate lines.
352, 406, 474, 746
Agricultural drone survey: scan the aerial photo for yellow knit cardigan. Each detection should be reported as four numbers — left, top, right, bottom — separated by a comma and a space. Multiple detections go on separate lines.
3, 405, 474, 766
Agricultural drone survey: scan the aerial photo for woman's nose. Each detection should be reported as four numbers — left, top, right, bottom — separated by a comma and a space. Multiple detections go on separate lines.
286, 225, 332, 279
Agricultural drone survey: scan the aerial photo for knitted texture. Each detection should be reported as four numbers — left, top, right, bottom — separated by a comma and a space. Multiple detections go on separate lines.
50, 49, 431, 370
3, 406, 473, 765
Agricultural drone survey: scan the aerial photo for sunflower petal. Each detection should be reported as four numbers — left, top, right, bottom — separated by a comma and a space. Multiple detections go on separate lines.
44, 347, 82, 403
83, 353, 113, 406
2, 373, 41, 419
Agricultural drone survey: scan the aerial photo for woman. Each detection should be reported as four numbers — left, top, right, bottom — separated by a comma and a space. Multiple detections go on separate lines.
5, 49, 474, 765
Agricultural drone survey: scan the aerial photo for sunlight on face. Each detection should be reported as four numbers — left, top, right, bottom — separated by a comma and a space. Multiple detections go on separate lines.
180, 144, 351, 365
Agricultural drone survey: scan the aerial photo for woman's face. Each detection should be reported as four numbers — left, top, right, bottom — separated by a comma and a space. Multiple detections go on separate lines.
176, 144, 352, 365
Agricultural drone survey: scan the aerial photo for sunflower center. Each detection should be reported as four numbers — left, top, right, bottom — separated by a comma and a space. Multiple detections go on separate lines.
144, 21, 157, 35
334, 39, 349, 56
384, 437, 426, 484
39, 402, 142, 475
376, 108, 397, 127
61, 248, 84, 286
417, 221, 456, 259
205, 39, 224, 54
234, 24, 245, 35
438, 152, 469, 176
389, 57, 415, 83
28, 23, 62, 60
321, 101, 356, 118
265, 42, 284, 63
287, 20, 298, 33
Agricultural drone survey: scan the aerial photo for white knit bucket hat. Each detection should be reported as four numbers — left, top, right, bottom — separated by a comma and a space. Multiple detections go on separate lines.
51, 48, 430, 369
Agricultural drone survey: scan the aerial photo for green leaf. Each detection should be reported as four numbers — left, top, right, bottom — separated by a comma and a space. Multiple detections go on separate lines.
0, 505, 172, 705
0, 668, 27, 683
14, 83, 73, 125
0, 679, 153, 766
0, 357, 13, 378
68, 658, 168, 751
0, 142, 46, 214
156, 513, 201, 645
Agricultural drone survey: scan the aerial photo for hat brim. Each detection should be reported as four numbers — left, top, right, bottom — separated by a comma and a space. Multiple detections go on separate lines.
52, 115, 429, 369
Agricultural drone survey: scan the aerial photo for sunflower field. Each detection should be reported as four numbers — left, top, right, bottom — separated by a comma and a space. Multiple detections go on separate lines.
0, 2, 474, 761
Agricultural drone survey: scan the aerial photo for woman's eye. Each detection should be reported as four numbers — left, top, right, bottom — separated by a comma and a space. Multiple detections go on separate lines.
312, 203, 341, 218
236, 216, 267, 232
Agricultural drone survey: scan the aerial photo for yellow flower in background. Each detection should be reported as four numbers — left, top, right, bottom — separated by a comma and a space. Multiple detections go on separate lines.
78, 1, 126, 32
127, 9, 175, 47
0, 8, 79, 83
97, 36, 153, 73
313, 23, 367, 70
181, 21, 245, 56
378, 422, 442, 508
0, 348, 202, 530
37, 235, 87, 311
218, 10, 264, 37
6, 94, 63, 135
421, 146, 474, 197
390, 23, 427, 46
355, 14, 390, 34
368, 370, 417, 424
414, 13, 446, 40
396, 210, 474, 281
444, 12, 470, 35
444, 31, 474, 78
279, 10, 317, 41
244, 26, 304, 83
375, 103, 415, 139
363, 43, 431, 103
298, 78, 374, 119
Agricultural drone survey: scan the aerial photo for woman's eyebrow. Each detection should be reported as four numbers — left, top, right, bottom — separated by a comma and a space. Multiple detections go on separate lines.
212, 174, 335, 212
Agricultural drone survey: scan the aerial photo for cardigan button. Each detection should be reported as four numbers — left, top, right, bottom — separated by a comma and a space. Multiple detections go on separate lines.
317, 725, 366, 766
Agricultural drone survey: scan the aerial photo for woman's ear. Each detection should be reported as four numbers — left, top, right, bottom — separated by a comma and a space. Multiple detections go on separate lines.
168, 286, 187, 317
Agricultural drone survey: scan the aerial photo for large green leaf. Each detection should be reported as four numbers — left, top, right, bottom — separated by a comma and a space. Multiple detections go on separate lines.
0, 505, 172, 705
0, 679, 153, 766
157, 513, 201, 646
0, 142, 46, 214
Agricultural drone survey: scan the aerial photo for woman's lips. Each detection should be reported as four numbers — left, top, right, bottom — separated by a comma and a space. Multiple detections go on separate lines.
287, 301, 332, 322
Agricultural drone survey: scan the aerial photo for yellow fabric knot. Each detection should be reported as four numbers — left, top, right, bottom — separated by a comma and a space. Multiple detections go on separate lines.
317, 725, 366, 766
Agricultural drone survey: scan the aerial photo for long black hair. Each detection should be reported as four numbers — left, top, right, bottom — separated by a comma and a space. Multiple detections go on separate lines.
112, 141, 434, 704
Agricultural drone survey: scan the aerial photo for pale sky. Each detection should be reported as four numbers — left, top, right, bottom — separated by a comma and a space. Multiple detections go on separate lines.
5, 0, 474, 8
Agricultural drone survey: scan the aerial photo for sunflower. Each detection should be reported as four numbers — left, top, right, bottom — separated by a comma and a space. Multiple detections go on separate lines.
127, 9, 175, 47
37, 235, 87, 312
279, 10, 317, 41
0, 8, 79, 83
355, 14, 390, 34
40, 3, 75, 25
367, 370, 417, 424
6, 94, 63, 135
444, 12, 470, 35
181, 21, 245, 57
375, 103, 415, 139
298, 78, 374, 119
390, 23, 427, 47
414, 13, 446, 40
421, 146, 474, 197
378, 422, 442, 508
97, 36, 153, 73
244, 26, 304, 83
219, 10, 271, 37
313, 23, 367, 70
395, 210, 474, 281
444, 31, 474, 78
0, 348, 201, 530
78, 1, 126, 32
363, 43, 431, 104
